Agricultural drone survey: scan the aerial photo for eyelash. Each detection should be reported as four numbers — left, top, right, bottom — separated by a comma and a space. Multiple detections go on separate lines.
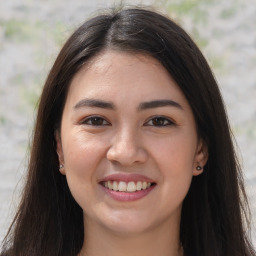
81, 115, 175, 127
144, 116, 175, 127
81, 116, 110, 126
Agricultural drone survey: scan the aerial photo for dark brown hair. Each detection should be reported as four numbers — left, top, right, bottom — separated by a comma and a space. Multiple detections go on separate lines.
1, 7, 255, 256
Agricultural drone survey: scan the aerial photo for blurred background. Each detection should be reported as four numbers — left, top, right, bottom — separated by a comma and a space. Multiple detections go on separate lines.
0, 0, 255, 245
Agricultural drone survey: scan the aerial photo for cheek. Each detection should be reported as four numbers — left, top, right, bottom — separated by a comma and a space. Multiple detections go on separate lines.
149, 134, 196, 195
62, 130, 106, 172
151, 133, 196, 172
61, 131, 107, 200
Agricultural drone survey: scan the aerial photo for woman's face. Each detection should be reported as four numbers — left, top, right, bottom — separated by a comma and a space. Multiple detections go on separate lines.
56, 50, 207, 235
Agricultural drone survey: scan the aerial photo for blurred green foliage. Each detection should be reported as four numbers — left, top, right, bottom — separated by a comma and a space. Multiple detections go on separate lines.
157, 0, 238, 72
220, 7, 236, 19
0, 18, 66, 45
0, 116, 6, 125
0, 17, 68, 112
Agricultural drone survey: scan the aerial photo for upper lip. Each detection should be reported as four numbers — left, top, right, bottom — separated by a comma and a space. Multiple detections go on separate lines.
99, 173, 156, 183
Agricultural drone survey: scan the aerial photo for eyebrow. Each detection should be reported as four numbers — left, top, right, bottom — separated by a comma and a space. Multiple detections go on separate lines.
73, 98, 183, 111
74, 99, 115, 110
138, 100, 183, 111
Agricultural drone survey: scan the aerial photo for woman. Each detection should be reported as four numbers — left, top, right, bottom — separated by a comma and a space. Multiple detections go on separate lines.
1, 7, 255, 256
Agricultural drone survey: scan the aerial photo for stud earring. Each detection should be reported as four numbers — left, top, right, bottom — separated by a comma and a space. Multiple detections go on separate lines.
59, 164, 64, 169
196, 165, 202, 171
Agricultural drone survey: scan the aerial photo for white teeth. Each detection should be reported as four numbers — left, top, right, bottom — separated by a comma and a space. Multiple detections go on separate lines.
113, 181, 118, 191
118, 181, 127, 192
127, 181, 136, 192
136, 181, 142, 190
107, 181, 113, 190
103, 181, 153, 192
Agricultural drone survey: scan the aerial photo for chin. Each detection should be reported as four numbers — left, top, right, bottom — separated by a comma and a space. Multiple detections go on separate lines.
97, 210, 154, 235
106, 222, 152, 236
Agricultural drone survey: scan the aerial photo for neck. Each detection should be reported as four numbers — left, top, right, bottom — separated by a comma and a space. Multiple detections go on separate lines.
79, 217, 183, 256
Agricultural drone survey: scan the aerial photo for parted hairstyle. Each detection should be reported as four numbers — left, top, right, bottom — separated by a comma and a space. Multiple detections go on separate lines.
1, 7, 255, 256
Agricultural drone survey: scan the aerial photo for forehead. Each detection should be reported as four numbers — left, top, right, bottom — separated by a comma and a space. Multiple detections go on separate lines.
66, 50, 190, 110
73, 51, 170, 85
83, 50, 164, 74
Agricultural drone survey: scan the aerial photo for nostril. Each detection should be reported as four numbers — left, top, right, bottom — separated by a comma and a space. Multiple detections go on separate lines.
106, 145, 148, 166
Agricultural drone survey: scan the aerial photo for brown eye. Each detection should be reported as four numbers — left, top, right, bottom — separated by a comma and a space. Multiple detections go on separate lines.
82, 116, 110, 126
145, 116, 174, 127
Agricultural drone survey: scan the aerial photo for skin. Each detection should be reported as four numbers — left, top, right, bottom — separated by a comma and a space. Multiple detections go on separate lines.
56, 50, 208, 256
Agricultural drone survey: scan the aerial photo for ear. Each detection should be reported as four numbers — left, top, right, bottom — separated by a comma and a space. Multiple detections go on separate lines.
193, 139, 208, 176
55, 130, 66, 175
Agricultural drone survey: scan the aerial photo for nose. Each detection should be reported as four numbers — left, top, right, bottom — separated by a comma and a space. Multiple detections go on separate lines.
106, 128, 148, 166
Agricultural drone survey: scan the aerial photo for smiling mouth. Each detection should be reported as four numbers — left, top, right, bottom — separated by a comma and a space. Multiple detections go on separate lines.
100, 181, 156, 193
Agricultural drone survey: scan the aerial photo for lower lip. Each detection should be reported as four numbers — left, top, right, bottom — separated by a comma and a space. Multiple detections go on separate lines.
100, 185, 156, 201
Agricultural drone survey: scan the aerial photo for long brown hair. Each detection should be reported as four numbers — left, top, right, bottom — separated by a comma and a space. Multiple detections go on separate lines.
1, 7, 255, 256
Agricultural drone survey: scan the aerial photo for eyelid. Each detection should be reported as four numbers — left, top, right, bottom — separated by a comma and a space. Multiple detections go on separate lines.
144, 115, 176, 127
80, 115, 111, 126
